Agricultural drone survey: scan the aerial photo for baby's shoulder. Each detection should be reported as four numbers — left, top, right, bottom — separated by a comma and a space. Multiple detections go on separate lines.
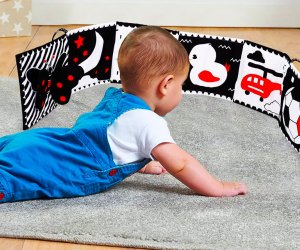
111, 109, 167, 133
122, 109, 166, 125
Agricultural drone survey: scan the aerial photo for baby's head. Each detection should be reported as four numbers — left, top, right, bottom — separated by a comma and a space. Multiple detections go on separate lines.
118, 26, 189, 94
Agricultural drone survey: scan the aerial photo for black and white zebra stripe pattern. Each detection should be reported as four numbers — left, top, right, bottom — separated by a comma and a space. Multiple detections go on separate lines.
18, 36, 69, 129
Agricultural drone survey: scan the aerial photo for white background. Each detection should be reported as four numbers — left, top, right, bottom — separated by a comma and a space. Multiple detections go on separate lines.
32, 0, 300, 27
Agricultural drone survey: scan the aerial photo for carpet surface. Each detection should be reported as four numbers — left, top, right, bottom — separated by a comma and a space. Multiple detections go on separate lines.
0, 77, 299, 249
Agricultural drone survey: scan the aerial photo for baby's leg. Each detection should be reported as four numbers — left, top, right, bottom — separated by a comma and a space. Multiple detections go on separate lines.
139, 161, 167, 175
221, 182, 247, 197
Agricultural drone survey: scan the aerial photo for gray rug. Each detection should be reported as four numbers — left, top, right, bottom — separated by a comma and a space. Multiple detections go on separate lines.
0, 77, 299, 250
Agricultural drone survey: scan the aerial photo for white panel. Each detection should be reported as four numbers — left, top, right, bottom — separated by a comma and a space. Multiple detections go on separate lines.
32, 0, 300, 27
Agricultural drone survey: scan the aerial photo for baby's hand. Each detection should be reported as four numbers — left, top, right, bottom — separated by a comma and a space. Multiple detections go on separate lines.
221, 182, 247, 197
138, 161, 168, 175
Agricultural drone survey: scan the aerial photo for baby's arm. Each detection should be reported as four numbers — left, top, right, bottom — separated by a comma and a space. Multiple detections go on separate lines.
152, 143, 247, 197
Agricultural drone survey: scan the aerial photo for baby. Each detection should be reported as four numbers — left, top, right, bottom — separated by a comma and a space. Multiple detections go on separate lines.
0, 26, 246, 203
117, 26, 247, 197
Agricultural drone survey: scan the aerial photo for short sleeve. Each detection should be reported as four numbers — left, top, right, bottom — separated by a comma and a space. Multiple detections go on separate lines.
138, 113, 175, 159
107, 109, 175, 165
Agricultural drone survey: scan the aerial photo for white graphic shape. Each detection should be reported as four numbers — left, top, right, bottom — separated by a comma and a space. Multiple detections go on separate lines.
12, 23, 23, 35
0, 12, 10, 24
13, 0, 23, 12
189, 44, 227, 88
264, 101, 280, 115
79, 31, 104, 74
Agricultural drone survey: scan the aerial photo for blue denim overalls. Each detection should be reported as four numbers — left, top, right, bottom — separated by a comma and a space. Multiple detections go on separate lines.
0, 87, 151, 203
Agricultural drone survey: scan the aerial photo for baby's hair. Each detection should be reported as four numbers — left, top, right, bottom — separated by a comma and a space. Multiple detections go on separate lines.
118, 26, 189, 93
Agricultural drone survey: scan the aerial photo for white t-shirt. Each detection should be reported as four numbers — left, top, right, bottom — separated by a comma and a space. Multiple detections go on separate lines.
107, 109, 175, 165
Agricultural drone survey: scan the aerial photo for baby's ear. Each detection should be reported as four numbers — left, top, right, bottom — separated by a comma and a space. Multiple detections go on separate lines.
158, 74, 174, 96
